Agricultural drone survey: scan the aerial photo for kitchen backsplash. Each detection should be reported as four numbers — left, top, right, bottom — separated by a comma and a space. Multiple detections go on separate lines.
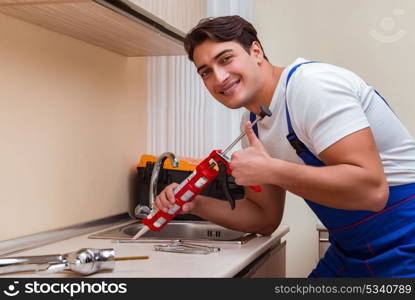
0, 13, 147, 241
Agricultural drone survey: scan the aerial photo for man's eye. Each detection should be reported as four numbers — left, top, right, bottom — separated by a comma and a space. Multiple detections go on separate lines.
222, 56, 232, 63
201, 70, 210, 78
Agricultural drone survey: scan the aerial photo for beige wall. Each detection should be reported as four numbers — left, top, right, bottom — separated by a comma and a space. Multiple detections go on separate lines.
0, 13, 147, 241
255, 0, 415, 277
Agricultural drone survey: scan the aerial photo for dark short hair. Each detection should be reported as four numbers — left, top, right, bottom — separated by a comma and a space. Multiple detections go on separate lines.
184, 15, 268, 62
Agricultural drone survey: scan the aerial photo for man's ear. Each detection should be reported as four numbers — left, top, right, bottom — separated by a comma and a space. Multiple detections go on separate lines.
250, 41, 265, 64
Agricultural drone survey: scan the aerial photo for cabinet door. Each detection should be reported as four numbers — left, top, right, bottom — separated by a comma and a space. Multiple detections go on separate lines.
127, 0, 207, 33
0, 0, 186, 56
250, 241, 286, 278
236, 240, 287, 278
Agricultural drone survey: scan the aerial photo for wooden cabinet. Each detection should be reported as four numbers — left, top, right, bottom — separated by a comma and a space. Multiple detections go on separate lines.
126, 0, 206, 34
0, 0, 206, 56
236, 240, 287, 278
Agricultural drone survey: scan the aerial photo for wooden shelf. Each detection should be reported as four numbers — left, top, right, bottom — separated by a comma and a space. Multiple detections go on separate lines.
0, 0, 186, 56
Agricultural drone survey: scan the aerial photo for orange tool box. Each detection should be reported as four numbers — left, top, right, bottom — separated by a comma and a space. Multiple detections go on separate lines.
135, 154, 244, 221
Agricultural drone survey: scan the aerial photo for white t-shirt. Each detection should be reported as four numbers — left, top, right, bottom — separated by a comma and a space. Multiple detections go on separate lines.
241, 58, 415, 186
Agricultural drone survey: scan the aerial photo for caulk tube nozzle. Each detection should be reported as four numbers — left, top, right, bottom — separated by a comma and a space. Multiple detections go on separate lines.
132, 225, 150, 240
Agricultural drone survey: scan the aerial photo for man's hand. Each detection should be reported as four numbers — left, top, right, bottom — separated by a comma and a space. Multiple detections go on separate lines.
154, 182, 198, 214
230, 121, 273, 186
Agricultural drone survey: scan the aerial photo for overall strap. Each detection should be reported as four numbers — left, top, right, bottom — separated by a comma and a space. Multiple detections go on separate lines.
252, 61, 395, 167
250, 111, 259, 137
250, 61, 319, 139
285, 61, 325, 167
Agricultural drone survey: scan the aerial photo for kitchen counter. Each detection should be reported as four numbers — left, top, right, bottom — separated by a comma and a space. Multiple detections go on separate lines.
1, 221, 289, 278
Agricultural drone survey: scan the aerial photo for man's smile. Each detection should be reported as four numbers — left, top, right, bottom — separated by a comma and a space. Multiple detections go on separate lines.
219, 79, 241, 96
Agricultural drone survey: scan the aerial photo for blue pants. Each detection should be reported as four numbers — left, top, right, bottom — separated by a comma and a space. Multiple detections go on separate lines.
310, 183, 415, 277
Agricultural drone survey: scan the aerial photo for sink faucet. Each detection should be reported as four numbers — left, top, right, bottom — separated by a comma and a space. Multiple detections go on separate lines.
135, 152, 179, 218
149, 152, 179, 210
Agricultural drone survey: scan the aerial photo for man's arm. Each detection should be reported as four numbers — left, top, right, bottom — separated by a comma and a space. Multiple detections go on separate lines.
155, 182, 285, 235
231, 123, 389, 212
191, 184, 285, 235
270, 127, 388, 211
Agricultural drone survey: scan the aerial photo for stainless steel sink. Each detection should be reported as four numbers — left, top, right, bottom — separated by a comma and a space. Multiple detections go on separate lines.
88, 221, 256, 244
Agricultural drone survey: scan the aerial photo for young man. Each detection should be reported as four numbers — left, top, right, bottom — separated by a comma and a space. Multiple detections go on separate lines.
155, 16, 415, 277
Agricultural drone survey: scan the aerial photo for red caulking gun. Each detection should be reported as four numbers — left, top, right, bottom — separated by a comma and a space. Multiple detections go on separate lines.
133, 105, 272, 239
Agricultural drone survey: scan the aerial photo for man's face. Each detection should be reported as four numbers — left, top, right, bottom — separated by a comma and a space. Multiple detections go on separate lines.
193, 40, 262, 109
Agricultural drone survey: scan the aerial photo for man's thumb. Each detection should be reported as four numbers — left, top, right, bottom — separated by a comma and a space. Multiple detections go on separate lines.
245, 121, 259, 146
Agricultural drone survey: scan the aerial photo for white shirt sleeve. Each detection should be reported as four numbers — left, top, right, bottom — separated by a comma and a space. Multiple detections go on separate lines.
287, 70, 370, 155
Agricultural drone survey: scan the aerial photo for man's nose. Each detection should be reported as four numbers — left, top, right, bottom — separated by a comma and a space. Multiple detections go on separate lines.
213, 67, 229, 83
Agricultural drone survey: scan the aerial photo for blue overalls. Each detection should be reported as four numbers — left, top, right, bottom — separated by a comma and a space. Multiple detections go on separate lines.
251, 61, 415, 277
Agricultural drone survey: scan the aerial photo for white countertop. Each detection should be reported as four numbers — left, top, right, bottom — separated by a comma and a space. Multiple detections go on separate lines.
1, 223, 289, 278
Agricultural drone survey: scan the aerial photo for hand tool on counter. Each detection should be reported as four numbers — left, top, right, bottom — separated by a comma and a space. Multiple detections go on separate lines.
153, 240, 220, 255
133, 105, 272, 239
0, 248, 149, 276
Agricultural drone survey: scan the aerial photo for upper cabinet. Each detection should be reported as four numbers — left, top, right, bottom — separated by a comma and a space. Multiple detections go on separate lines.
128, 0, 206, 34
0, 0, 207, 57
